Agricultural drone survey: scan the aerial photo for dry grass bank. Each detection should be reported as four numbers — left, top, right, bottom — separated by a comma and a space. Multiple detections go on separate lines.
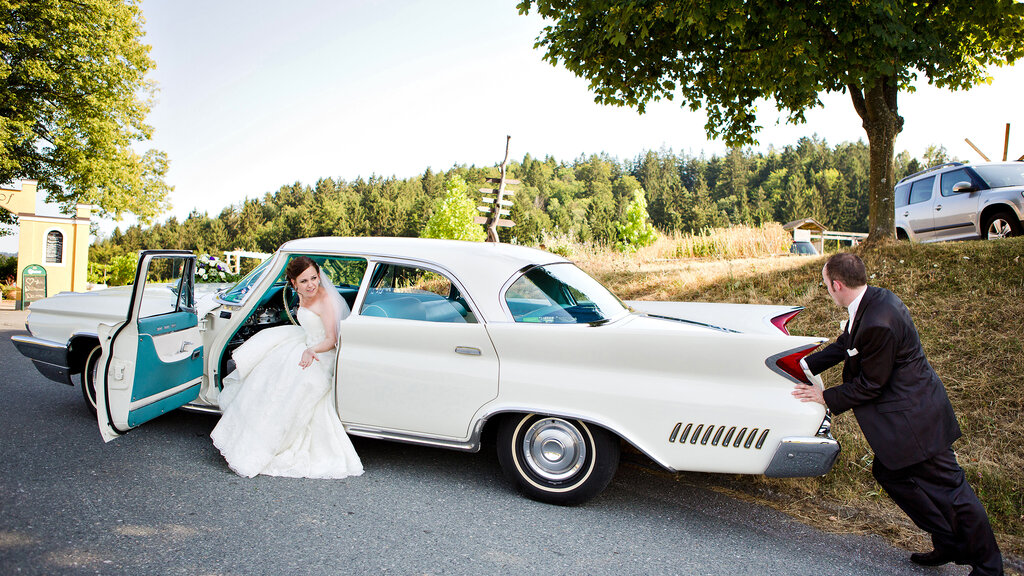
571, 230, 1024, 570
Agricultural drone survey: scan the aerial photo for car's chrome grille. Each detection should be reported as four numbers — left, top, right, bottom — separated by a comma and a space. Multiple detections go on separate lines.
668, 422, 770, 449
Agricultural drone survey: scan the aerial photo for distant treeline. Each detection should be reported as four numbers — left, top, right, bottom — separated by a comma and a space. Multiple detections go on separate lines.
89, 136, 938, 266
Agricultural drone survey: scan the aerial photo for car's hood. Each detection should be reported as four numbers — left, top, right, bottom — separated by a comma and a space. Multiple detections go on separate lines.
26, 284, 226, 344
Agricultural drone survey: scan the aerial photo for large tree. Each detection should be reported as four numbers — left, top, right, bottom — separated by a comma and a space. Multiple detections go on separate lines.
1, 0, 170, 227
518, 0, 1024, 242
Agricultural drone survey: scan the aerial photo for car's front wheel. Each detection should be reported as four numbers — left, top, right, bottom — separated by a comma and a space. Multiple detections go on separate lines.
496, 413, 620, 505
983, 210, 1021, 239
81, 345, 102, 415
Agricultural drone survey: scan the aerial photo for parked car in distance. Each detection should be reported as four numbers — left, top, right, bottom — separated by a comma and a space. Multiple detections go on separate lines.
894, 161, 1024, 242
12, 237, 838, 505
789, 241, 819, 256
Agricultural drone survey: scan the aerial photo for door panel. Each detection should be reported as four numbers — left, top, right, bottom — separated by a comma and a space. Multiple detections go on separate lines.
933, 168, 982, 240
903, 176, 936, 240
336, 315, 498, 439
97, 251, 202, 442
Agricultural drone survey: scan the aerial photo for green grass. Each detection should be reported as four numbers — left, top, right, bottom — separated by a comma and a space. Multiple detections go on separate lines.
579, 237, 1024, 566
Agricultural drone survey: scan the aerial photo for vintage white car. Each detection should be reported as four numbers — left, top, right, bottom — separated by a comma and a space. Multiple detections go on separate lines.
13, 237, 837, 504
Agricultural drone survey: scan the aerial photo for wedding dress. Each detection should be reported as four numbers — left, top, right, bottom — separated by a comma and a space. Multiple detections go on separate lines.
211, 307, 363, 479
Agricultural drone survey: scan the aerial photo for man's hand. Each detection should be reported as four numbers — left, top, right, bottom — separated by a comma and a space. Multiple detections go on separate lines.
792, 383, 825, 406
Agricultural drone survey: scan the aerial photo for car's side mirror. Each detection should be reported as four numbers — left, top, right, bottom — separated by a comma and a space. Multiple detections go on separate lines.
952, 181, 978, 193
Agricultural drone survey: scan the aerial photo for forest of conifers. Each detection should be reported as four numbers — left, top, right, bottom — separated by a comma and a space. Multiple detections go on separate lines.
89, 136, 944, 265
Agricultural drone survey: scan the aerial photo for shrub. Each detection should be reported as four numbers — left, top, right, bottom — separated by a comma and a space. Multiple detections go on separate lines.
421, 176, 487, 242
107, 253, 139, 286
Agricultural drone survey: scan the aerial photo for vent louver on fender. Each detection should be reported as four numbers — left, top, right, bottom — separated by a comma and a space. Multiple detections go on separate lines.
668, 422, 770, 449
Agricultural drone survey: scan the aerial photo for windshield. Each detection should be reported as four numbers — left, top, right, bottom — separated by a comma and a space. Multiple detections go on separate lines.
973, 164, 1024, 189
504, 263, 627, 324
217, 257, 273, 305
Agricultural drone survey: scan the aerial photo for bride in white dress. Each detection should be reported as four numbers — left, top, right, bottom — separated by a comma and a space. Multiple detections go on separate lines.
211, 256, 363, 479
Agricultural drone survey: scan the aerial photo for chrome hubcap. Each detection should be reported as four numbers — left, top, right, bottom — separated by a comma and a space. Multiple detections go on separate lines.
521, 418, 586, 481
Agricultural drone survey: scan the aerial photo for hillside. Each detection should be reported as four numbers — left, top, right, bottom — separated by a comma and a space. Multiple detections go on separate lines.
578, 237, 1024, 568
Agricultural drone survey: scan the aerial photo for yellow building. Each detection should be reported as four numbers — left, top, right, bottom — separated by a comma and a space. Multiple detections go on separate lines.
0, 179, 92, 304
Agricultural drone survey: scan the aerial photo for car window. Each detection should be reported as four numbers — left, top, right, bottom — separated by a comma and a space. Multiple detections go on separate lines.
908, 176, 934, 205
894, 182, 911, 208
972, 164, 1024, 189
940, 168, 984, 197
219, 257, 273, 305
274, 256, 366, 310
505, 263, 627, 324
361, 263, 477, 323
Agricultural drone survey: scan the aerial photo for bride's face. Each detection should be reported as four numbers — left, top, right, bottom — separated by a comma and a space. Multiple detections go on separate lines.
292, 266, 320, 299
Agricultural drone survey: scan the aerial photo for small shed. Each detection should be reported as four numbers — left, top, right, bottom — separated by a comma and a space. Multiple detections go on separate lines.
783, 218, 826, 253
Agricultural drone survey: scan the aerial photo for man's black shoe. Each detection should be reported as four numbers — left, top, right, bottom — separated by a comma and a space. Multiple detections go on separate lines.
910, 549, 959, 566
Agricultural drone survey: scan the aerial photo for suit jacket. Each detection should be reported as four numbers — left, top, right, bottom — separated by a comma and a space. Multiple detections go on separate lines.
805, 286, 961, 470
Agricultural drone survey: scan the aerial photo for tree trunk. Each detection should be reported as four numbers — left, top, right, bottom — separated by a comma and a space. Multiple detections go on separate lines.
849, 78, 904, 245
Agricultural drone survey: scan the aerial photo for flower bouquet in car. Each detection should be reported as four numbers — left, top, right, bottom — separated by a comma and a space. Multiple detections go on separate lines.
196, 254, 240, 283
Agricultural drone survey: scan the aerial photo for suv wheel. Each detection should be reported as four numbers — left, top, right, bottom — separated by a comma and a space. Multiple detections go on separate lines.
983, 210, 1021, 240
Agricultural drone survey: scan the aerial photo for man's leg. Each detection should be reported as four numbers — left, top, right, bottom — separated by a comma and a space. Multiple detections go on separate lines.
873, 450, 1002, 575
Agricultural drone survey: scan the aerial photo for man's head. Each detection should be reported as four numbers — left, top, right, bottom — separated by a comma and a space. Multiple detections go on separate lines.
822, 252, 867, 307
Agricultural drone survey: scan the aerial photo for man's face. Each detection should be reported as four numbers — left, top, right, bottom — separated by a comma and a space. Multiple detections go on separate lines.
821, 265, 842, 307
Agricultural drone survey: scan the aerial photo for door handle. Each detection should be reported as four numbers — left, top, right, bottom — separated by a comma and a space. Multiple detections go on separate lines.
903, 211, 909, 217
935, 205, 942, 211
454, 346, 481, 356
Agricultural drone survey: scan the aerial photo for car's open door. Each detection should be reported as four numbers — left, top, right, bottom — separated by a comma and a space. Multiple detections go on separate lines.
96, 251, 203, 442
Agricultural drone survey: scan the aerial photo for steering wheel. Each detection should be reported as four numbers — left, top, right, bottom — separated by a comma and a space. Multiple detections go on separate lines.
282, 283, 300, 326
520, 304, 570, 323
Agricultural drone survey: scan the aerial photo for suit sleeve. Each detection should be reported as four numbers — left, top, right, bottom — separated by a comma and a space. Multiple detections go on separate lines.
804, 330, 849, 375
822, 324, 897, 414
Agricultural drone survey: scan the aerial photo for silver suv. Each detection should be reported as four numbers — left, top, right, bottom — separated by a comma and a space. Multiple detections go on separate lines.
894, 161, 1024, 242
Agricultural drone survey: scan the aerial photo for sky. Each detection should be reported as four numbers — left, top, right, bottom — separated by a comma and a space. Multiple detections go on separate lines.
3, 0, 1023, 252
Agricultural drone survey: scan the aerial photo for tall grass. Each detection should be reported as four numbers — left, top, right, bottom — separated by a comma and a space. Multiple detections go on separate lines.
570, 233, 1024, 567
544, 223, 793, 274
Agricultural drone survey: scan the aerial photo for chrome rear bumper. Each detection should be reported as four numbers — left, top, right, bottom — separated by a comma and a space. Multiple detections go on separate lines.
10, 335, 72, 385
764, 436, 840, 478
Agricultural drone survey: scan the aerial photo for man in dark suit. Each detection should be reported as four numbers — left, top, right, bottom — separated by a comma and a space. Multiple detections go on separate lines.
792, 252, 1002, 576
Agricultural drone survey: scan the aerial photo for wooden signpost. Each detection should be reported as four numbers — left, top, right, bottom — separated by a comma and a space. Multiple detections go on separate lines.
475, 136, 517, 242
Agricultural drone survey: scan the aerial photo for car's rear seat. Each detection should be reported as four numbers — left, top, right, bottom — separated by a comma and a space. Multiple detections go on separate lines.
362, 295, 467, 323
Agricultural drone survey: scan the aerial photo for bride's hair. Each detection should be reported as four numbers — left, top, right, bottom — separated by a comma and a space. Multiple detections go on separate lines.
285, 256, 319, 286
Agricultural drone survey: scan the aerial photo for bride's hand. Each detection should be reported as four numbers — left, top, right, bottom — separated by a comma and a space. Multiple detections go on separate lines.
299, 348, 319, 369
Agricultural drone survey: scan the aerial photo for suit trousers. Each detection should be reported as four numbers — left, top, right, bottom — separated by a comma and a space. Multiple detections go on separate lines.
872, 447, 1002, 575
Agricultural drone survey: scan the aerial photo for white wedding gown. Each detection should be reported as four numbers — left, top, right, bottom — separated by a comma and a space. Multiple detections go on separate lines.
211, 307, 363, 479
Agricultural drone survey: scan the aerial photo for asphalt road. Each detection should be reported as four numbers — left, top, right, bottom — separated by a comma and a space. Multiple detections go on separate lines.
0, 310, 970, 576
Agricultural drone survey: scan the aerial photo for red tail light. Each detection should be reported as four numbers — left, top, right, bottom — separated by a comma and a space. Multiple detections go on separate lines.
774, 345, 819, 384
770, 309, 802, 335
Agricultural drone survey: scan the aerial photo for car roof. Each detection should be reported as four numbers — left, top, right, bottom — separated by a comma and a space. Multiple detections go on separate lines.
897, 160, 1024, 185
278, 237, 571, 320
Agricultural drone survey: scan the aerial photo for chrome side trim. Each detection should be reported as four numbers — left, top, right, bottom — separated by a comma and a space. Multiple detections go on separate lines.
181, 401, 223, 415
128, 377, 203, 411
344, 425, 480, 452
763, 436, 841, 478
11, 335, 72, 385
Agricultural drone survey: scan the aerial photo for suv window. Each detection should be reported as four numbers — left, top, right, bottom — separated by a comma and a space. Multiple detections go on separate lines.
940, 168, 984, 197
973, 164, 1024, 189
895, 183, 911, 208
908, 176, 934, 205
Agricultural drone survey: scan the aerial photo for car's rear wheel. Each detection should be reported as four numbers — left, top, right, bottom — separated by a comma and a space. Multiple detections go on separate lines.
81, 345, 102, 415
496, 413, 619, 505
983, 210, 1021, 239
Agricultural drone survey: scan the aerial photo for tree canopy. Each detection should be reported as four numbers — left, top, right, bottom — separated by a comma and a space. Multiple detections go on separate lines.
517, 0, 1024, 242
1, 0, 171, 224
89, 140, 938, 274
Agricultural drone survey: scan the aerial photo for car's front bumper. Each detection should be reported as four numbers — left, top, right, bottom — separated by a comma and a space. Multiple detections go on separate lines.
11, 335, 72, 385
764, 436, 841, 478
